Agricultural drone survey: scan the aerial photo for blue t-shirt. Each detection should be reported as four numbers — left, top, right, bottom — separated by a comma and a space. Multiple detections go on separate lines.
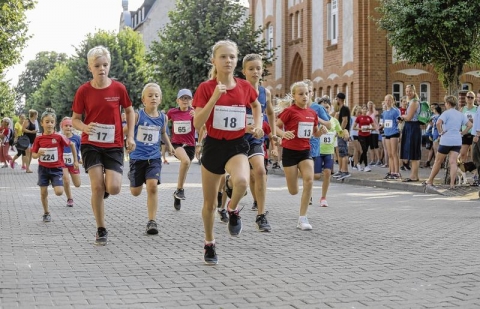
245, 86, 267, 145
309, 102, 331, 157
130, 109, 166, 160
63, 134, 81, 166
381, 107, 400, 137
438, 109, 468, 146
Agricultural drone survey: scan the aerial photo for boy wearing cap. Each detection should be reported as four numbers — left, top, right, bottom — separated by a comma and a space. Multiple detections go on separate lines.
167, 89, 196, 210
335, 92, 351, 180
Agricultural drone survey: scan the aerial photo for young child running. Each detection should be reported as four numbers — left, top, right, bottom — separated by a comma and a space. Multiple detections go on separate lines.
72, 45, 136, 245
275, 81, 326, 230
167, 89, 196, 211
317, 98, 349, 206
238, 53, 277, 232
32, 108, 79, 222
60, 117, 82, 207
193, 40, 264, 265
125, 83, 173, 235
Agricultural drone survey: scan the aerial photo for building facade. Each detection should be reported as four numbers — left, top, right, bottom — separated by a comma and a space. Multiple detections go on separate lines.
249, 0, 480, 108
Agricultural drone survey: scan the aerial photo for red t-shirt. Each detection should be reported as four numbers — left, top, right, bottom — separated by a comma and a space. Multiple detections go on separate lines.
1, 128, 10, 144
355, 115, 374, 137
167, 107, 195, 146
32, 133, 71, 168
72, 80, 132, 148
279, 104, 319, 151
192, 78, 257, 140
262, 120, 271, 159
399, 107, 407, 115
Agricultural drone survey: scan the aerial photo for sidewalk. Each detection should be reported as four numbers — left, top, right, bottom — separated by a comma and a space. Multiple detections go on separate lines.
269, 160, 480, 199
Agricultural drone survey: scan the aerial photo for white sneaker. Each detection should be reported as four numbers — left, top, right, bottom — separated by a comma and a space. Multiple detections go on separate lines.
320, 198, 328, 207
364, 166, 372, 172
356, 164, 364, 171
297, 216, 312, 230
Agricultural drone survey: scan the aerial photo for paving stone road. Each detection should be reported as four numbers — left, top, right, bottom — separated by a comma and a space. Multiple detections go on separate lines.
1, 157, 479, 308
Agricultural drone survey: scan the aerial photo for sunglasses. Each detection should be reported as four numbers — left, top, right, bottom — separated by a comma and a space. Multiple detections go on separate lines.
179, 96, 192, 101
467, 96, 475, 99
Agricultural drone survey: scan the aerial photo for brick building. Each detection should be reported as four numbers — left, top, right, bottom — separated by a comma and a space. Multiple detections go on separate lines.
249, 0, 480, 108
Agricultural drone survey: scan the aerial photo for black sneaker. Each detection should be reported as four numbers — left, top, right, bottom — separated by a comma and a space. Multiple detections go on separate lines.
217, 208, 229, 223
227, 204, 243, 237
173, 188, 186, 200
42, 213, 51, 222
146, 220, 158, 235
204, 243, 218, 265
174, 196, 181, 211
256, 212, 271, 232
95, 227, 108, 246
217, 192, 223, 208
251, 201, 258, 211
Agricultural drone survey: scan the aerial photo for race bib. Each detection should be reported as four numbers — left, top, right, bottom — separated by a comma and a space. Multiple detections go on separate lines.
136, 125, 160, 144
361, 125, 370, 132
321, 132, 335, 145
297, 122, 314, 138
173, 121, 191, 134
63, 152, 74, 165
88, 124, 115, 143
246, 114, 254, 126
384, 120, 393, 128
40, 148, 58, 163
213, 106, 246, 131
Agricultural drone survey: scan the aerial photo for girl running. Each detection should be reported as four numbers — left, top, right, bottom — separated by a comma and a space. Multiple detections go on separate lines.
60, 117, 82, 207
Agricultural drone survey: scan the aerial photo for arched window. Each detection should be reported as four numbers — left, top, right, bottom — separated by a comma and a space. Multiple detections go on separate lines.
420, 82, 430, 102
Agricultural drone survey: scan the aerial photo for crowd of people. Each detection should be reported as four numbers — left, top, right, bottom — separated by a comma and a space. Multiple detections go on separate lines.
2, 41, 478, 265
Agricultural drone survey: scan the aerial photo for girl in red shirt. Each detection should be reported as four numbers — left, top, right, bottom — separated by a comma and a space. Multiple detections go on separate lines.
32, 108, 79, 223
353, 106, 374, 171
0, 118, 13, 168
193, 40, 264, 265
275, 81, 325, 231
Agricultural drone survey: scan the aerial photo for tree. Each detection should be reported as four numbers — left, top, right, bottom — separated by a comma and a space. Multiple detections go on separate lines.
376, 0, 480, 94
0, 76, 16, 117
16, 51, 68, 104
0, 0, 36, 73
148, 0, 275, 106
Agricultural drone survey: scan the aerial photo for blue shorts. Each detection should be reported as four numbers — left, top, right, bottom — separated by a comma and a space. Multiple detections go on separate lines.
128, 158, 162, 187
37, 166, 63, 187
314, 154, 334, 173
438, 145, 461, 155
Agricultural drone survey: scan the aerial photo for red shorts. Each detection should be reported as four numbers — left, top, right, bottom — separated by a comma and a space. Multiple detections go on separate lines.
64, 165, 80, 175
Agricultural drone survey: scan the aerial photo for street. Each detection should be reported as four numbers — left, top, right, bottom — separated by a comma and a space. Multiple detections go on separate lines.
0, 157, 479, 308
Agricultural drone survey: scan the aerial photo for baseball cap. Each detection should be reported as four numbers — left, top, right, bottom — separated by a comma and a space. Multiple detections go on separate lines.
177, 89, 192, 99
336, 92, 346, 100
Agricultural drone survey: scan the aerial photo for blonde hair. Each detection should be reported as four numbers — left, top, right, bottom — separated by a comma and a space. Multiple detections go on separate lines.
290, 81, 309, 95
87, 45, 111, 66
274, 94, 293, 114
384, 94, 395, 103
444, 95, 458, 107
208, 40, 239, 80
141, 83, 162, 99
242, 53, 262, 68
2, 117, 12, 129
406, 84, 419, 100
352, 105, 362, 116
467, 91, 476, 99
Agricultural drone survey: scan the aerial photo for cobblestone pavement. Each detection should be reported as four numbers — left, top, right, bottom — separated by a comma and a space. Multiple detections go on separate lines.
1, 156, 479, 308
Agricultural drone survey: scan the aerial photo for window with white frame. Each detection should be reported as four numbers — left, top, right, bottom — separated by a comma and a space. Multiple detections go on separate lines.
392, 83, 403, 104
297, 10, 302, 39
266, 23, 273, 57
290, 14, 294, 40
420, 82, 430, 102
330, 0, 338, 44
462, 83, 472, 91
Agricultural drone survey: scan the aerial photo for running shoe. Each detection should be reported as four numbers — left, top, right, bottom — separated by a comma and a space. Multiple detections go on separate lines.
42, 213, 51, 222
251, 201, 258, 211
369, 161, 376, 166
204, 243, 218, 265
174, 196, 181, 211
320, 198, 328, 207
227, 204, 243, 237
337, 172, 351, 180
173, 188, 186, 200
256, 212, 271, 232
10, 160, 15, 169
95, 227, 108, 246
66, 199, 74, 207
217, 208, 229, 223
332, 171, 342, 178
146, 220, 158, 235
356, 164, 364, 172
376, 161, 383, 166
364, 166, 372, 172
297, 216, 312, 230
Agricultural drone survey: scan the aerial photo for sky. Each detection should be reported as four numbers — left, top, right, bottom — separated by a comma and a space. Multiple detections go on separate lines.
4, 0, 145, 86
